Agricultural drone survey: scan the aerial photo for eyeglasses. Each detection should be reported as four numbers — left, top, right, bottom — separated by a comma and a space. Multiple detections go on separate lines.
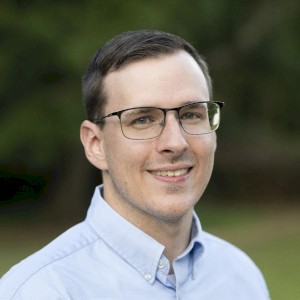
93, 101, 224, 140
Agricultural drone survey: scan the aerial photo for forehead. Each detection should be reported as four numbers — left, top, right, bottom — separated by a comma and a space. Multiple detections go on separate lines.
103, 51, 209, 112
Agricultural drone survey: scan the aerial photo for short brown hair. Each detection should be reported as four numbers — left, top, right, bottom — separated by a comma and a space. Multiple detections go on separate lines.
82, 30, 212, 120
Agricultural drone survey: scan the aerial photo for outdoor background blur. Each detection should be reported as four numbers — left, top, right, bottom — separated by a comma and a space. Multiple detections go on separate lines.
0, 0, 299, 299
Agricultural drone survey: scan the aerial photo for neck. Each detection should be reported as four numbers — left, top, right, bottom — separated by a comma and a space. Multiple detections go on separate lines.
127, 210, 193, 275
102, 180, 194, 271
112, 203, 193, 269
140, 212, 193, 263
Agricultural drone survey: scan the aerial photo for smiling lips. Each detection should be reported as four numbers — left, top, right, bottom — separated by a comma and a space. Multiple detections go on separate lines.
150, 168, 190, 177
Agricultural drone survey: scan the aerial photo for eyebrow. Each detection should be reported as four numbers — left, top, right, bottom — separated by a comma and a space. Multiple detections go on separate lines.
125, 107, 158, 115
122, 100, 208, 115
185, 102, 207, 108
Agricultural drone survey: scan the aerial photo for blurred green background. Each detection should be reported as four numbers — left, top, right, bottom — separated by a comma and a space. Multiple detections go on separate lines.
0, 1, 299, 299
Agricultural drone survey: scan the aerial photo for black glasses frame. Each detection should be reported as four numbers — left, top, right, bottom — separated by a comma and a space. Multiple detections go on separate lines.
93, 101, 224, 124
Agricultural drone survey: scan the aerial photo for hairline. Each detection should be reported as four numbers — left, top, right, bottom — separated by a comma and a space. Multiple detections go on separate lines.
101, 50, 211, 117
82, 30, 213, 122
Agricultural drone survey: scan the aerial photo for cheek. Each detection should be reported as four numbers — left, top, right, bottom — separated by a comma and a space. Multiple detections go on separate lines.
193, 136, 216, 177
207, 132, 217, 153
193, 134, 216, 157
104, 138, 148, 173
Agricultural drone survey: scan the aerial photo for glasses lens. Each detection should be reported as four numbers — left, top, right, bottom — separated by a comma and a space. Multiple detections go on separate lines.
118, 102, 221, 140
179, 102, 220, 135
120, 107, 164, 140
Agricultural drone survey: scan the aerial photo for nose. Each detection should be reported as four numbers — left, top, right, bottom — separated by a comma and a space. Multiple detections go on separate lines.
156, 112, 188, 155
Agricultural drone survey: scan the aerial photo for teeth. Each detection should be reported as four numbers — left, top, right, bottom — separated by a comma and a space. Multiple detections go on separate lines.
152, 168, 189, 177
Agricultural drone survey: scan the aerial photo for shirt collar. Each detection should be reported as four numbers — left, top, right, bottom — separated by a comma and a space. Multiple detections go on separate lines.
86, 185, 164, 284
86, 185, 205, 284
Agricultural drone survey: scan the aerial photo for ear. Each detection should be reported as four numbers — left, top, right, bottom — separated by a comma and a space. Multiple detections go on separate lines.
80, 120, 108, 170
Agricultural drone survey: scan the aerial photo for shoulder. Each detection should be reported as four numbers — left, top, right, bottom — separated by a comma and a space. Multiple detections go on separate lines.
0, 220, 100, 299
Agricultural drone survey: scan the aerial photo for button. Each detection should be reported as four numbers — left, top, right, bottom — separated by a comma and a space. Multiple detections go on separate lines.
158, 260, 165, 269
144, 273, 152, 281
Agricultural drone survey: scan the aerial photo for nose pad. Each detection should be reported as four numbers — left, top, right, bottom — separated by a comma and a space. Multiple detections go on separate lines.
159, 119, 165, 127
160, 111, 184, 134
159, 110, 181, 130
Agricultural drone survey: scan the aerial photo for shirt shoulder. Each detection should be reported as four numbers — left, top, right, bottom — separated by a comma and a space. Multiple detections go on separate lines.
0, 220, 100, 299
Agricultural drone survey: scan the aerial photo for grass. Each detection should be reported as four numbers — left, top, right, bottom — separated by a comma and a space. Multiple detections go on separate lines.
0, 212, 75, 276
198, 201, 300, 300
1, 201, 300, 300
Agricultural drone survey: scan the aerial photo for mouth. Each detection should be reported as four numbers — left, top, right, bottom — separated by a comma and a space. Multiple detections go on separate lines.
149, 168, 190, 177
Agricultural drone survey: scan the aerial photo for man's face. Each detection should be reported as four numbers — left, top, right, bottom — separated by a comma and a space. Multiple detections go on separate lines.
96, 51, 216, 224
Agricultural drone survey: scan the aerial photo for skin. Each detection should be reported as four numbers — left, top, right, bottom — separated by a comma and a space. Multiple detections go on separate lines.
81, 51, 217, 270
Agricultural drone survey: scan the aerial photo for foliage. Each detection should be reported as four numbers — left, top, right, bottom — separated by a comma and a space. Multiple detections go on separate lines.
0, 0, 299, 203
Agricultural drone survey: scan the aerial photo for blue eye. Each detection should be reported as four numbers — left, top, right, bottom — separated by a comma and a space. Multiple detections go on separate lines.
134, 117, 150, 124
129, 115, 159, 129
181, 113, 201, 120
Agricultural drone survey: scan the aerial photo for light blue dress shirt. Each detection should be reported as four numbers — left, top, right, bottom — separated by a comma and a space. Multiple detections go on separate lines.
0, 185, 270, 299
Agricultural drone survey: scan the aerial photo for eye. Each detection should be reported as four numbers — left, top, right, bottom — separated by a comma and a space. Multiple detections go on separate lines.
181, 112, 201, 120
128, 115, 159, 129
121, 108, 162, 130
180, 104, 208, 122
133, 116, 151, 125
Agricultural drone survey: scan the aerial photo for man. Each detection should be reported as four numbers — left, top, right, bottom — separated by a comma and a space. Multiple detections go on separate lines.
0, 30, 270, 299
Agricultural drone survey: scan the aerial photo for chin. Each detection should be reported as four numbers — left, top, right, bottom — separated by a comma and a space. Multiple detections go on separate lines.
150, 202, 194, 222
